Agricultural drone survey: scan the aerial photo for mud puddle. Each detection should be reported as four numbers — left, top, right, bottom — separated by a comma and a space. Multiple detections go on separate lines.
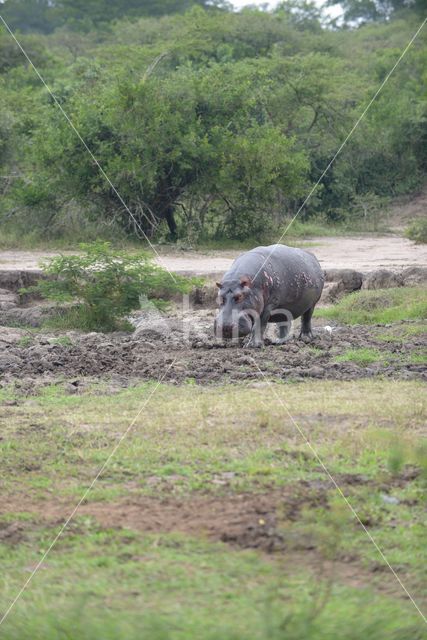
0, 308, 425, 386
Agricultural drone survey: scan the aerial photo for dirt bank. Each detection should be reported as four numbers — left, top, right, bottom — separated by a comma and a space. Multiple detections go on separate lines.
1, 234, 426, 277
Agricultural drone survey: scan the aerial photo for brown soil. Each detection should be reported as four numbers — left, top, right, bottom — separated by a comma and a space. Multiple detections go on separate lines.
0, 482, 334, 550
0, 477, 419, 600
0, 313, 425, 386
0, 477, 386, 558
388, 185, 427, 232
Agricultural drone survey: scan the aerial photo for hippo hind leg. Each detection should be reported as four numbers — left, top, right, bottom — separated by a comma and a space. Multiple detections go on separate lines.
299, 306, 314, 340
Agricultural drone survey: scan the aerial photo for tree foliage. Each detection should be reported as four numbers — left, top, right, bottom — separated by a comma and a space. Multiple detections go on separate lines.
0, 0, 229, 33
0, 3, 426, 242
327, 0, 427, 25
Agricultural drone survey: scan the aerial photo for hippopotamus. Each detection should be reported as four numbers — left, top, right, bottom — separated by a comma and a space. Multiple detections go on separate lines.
214, 244, 324, 347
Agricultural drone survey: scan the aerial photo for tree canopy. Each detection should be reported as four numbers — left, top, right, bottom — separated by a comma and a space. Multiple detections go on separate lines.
0, 2, 426, 242
0, 0, 230, 33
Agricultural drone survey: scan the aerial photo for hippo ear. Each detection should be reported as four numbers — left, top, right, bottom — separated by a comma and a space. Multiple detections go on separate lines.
240, 275, 252, 288
216, 282, 222, 289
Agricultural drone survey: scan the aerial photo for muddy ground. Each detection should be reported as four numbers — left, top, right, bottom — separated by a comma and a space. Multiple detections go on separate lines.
0, 308, 425, 389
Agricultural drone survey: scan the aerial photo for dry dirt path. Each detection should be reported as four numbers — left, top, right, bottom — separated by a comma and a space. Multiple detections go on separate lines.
0, 234, 426, 276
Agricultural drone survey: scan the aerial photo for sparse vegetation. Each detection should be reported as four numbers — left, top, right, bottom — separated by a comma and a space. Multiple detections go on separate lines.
16, 335, 33, 348
318, 288, 427, 325
405, 218, 427, 244
335, 347, 386, 366
29, 241, 195, 331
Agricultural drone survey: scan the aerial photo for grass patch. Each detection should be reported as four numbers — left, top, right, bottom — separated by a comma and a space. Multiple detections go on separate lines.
48, 335, 74, 347
285, 219, 347, 238
409, 351, 427, 365
1, 528, 424, 640
405, 218, 427, 244
17, 335, 34, 348
377, 324, 427, 343
1, 380, 426, 637
318, 287, 427, 325
1, 379, 425, 493
42, 305, 135, 332
335, 347, 387, 366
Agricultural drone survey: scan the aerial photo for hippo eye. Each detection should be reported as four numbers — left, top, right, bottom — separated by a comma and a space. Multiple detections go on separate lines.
234, 294, 243, 303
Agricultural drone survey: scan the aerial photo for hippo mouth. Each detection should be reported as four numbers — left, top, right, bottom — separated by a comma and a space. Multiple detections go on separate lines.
214, 312, 254, 339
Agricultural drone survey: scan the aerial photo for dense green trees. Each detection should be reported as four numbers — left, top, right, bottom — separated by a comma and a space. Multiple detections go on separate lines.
0, 0, 229, 33
0, 3, 425, 243
328, 0, 427, 24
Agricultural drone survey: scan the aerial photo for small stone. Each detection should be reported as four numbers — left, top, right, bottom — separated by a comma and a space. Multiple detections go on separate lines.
380, 494, 400, 505
302, 366, 324, 377
63, 383, 78, 395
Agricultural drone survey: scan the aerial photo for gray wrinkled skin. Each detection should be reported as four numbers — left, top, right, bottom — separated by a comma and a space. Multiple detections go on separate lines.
214, 244, 324, 347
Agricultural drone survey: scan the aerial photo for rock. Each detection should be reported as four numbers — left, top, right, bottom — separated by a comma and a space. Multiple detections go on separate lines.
248, 381, 271, 388
190, 284, 218, 308
324, 268, 364, 286
0, 327, 28, 344
381, 494, 400, 505
322, 269, 363, 302
63, 382, 78, 394
0, 352, 22, 371
320, 282, 336, 303
400, 267, 427, 287
362, 269, 403, 290
301, 366, 324, 378
0, 289, 20, 311
0, 304, 60, 328
0, 270, 44, 293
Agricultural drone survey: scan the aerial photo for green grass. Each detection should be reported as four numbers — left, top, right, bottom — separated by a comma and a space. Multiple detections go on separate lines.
0, 229, 81, 251
286, 219, 347, 238
1, 528, 424, 640
335, 347, 387, 366
0, 218, 364, 253
42, 305, 135, 332
48, 335, 74, 347
0, 228, 158, 252
1, 379, 425, 493
17, 335, 34, 348
318, 287, 427, 325
409, 352, 427, 365
334, 346, 426, 367
0, 380, 426, 637
377, 324, 427, 343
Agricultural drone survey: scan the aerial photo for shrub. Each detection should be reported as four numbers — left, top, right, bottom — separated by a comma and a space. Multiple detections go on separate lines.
405, 219, 427, 244
31, 241, 195, 331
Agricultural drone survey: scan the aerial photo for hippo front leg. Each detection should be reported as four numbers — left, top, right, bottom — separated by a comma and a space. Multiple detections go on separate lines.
274, 322, 292, 345
244, 306, 271, 348
244, 320, 266, 348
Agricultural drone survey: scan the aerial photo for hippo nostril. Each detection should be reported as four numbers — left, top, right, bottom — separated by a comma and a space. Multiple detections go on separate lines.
216, 324, 238, 339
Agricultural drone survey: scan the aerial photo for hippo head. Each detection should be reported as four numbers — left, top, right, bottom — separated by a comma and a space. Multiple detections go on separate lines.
214, 275, 264, 339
